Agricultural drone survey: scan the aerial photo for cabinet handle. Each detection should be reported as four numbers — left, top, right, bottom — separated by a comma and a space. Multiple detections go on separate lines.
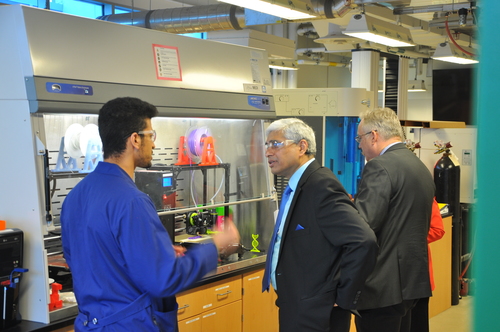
217, 290, 232, 296
178, 304, 190, 310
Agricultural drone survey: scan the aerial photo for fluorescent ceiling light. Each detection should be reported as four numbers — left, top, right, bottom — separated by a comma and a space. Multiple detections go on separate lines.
431, 42, 478, 65
344, 13, 415, 47
269, 60, 299, 70
217, 0, 316, 20
408, 80, 426, 92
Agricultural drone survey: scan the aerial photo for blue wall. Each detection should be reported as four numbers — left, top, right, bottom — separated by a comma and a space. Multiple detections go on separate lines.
473, 1, 500, 330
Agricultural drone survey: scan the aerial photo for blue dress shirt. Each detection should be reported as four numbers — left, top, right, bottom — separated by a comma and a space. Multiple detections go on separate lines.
271, 158, 315, 290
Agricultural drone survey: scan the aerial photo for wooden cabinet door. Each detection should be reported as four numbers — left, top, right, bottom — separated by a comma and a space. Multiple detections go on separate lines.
242, 269, 279, 332
429, 215, 453, 317
201, 300, 242, 332
178, 315, 202, 332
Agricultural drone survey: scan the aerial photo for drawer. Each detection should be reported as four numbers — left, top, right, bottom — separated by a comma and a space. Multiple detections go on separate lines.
177, 284, 206, 319
202, 275, 242, 311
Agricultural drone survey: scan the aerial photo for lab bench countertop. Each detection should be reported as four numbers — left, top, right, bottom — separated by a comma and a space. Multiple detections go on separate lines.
7, 250, 267, 332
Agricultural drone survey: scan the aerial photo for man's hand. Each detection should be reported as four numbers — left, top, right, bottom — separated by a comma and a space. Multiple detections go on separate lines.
173, 245, 187, 257
212, 218, 240, 254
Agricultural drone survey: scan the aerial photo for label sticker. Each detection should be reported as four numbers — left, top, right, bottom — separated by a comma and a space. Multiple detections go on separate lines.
248, 95, 271, 110
153, 44, 182, 81
46, 82, 93, 95
250, 58, 262, 84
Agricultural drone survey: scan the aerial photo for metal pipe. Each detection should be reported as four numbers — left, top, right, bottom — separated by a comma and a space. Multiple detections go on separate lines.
311, 0, 353, 19
98, 4, 245, 33
394, 2, 473, 15
297, 59, 348, 67
157, 196, 273, 216
288, 22, 299, 88
44, 236, 61, 241
296, 47, 329, 56
428, 16, 475, 28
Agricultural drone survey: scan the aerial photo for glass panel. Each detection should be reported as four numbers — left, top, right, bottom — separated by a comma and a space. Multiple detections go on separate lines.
147, 117, 271, 204
180, 32, 206, 40
2, 0, 38, 6
3, 0, 103, 17
114, 7, 130, 14
58, 0, 103, 18
41, 114, 274, 250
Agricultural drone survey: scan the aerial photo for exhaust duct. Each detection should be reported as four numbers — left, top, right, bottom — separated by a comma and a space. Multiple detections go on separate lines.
98, 1, 353, 34
310, 0, 353, 19
98, 4, 245, 33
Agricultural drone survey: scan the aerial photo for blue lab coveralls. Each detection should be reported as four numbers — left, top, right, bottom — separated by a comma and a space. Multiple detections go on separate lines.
61, 162, 218, 331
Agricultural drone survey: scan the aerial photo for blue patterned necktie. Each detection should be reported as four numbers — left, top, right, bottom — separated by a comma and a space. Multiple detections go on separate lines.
262, 185, 292, 292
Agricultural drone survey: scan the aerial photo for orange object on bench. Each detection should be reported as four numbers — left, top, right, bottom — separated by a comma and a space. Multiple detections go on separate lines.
198, 136, 218, 166
49, 282, 63, 311
175, 136, 194, 165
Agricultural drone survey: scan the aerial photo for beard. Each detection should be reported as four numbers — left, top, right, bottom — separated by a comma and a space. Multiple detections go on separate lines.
137, 142, 153, 169
138, 159, 153, 169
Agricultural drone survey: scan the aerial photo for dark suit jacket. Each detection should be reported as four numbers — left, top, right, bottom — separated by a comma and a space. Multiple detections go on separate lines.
275, 160, 378, 331
354, 143, 435, 310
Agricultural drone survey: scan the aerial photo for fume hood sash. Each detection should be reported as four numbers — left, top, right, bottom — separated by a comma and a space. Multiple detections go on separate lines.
26, 77, 276, 119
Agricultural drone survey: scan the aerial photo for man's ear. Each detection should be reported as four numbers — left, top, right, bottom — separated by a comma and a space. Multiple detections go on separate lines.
128, 132, 142, 150
298, 139, 309, 155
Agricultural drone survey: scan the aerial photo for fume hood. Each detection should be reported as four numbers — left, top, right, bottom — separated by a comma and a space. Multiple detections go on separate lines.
0, 5, 276, 324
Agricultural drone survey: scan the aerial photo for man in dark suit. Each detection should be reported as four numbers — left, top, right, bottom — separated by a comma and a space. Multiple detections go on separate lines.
353, 108, 435, 332
262, 118, 378, 332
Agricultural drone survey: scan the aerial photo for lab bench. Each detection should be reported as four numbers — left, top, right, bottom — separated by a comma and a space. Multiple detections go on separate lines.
5, 256, 276, 332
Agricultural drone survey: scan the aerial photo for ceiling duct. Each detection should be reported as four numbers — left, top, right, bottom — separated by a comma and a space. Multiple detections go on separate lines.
297, 23, 319, 38
98, 3, 245, 33
97, 1, 354, 34
310, 0, 354, 19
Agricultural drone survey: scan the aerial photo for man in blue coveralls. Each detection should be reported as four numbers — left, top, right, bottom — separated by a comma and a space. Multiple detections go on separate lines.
61, 97, 240, 331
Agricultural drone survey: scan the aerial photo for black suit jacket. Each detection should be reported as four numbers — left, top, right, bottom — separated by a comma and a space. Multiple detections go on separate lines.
354, 143, 435, 310
275, 160, 378, 331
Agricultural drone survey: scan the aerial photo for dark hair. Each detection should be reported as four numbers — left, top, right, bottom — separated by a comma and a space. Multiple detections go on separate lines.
98, 97, 158, 159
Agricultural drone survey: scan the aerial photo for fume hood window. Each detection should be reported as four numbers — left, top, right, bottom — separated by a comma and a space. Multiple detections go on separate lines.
180, 32, 207, 40
49, 0, 103, 18
2, 0, 196, 25
114, 6, 132, 14
2, 0, 38, 7
5, 0, 103, 19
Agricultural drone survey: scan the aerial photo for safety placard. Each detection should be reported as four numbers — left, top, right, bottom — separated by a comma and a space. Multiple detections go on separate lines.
152, 44, 182, 81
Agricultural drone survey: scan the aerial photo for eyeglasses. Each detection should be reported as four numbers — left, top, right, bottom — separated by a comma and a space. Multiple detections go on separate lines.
355, 130, 375, 143
265, 139, 296, 150
138, 130, 156, 142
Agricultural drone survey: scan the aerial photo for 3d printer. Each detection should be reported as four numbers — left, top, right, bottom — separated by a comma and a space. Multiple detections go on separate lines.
0, 228, 26, 330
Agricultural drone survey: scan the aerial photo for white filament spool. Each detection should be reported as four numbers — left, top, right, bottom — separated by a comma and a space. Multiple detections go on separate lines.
64, 123, 84, 159
79, 124, 102, 157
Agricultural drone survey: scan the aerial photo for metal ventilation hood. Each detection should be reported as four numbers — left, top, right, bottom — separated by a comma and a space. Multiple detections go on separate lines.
1, 5, 276, 119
